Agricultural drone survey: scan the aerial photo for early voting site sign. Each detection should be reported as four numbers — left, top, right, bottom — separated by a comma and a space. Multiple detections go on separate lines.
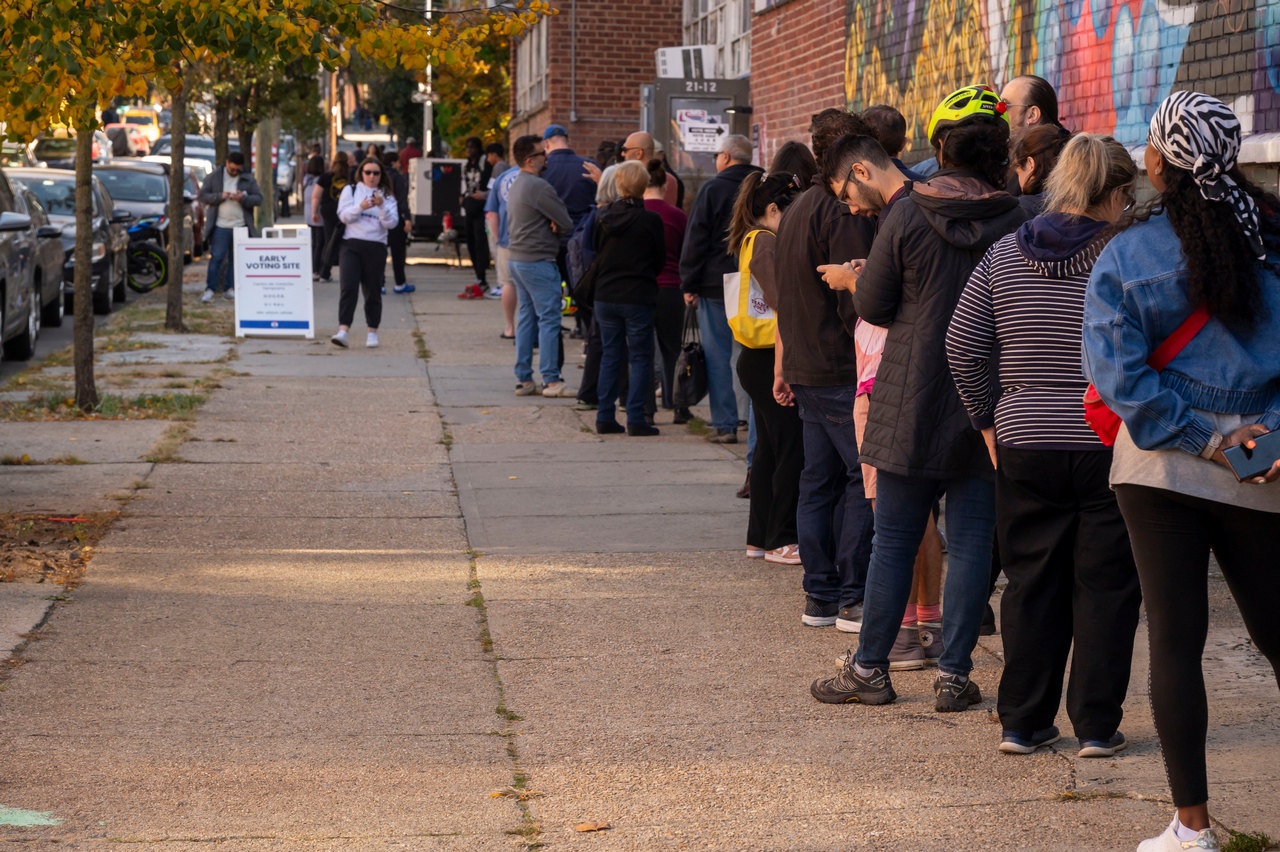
233, 226, 314, 338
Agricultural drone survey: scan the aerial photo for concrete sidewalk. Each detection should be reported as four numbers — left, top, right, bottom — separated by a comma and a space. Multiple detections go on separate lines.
0, 248, 1277, 849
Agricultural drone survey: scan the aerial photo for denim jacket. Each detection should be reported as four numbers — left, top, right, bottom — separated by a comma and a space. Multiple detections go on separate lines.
1083, 212, 1280, 456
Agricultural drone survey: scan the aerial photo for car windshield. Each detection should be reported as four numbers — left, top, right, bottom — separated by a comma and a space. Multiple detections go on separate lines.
19, 177, 77, 216
124, 115, 156, 127
0, 144, 28, 167
33, 138, 77, 159
97, 170, 168, 202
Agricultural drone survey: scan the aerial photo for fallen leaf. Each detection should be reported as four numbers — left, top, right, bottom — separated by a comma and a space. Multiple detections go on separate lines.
574, 821, 611, 832
508, 476, 518, 480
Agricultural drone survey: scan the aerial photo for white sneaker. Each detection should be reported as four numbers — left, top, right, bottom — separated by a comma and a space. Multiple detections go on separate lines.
541, 381, 573, 398
224, 288, 235, 300
366, 331, 379, 348
201, 289, 215, 303
330, 329, 349, 348
1137, 818, 1220, 851
485, 285, 503, 299
764, 544, 801, 565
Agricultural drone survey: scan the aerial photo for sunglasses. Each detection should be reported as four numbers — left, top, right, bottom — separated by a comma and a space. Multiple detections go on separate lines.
363, 170, 382, 176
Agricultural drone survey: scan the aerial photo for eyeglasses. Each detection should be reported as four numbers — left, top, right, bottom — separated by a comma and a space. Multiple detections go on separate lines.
836, 165, 857, 205
526, 151, 547, 162
362, 170, 381, 176
226, 166, 242, 175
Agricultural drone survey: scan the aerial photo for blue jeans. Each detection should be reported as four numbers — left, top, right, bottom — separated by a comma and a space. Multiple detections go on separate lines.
696, 297, 737, 432
792, 384, 873, 607
510, 259, 563, 385
595, 300, 655, 425
855, 469, 995, 676
205, 226, 235, 292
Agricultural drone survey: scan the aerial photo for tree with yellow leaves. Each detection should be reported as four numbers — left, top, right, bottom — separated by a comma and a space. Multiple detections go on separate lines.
0, 0, 548, 409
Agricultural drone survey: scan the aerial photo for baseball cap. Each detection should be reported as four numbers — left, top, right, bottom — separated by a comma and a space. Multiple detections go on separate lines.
543, 124, 568, 140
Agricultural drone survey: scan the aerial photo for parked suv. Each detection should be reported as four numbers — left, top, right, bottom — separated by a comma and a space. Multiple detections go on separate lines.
0, 170, 43, 359
5, 167, 131, 315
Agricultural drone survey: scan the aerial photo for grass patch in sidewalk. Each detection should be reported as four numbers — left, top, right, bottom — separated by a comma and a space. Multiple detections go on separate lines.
0, 391, 207, 422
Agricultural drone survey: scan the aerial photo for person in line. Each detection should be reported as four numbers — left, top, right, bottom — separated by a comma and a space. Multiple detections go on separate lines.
568, 164, 621, 413
381, 152, 414, 294
199, 151, 262, 301
817, 132, 944, 671
302, 154, 325, 278
772, 109, 876, 630
1000, 74, 1063, 132
507, 134, 575, 398
811, 86, 1028, 712
860, 104, 925, 181
592, 161, 666, 436
484, 142, 512, 301
1010, 124, 1073, 215
622, 131, 680, 209
946, 133, 1141, 758
484, 147, 521, 340
643, 158, 688, 422
679, 134, 762, 444
458, 136, 493, 299
726, 171, 804, 564
313, 152, 350, 283
1083, 91, 1280, 852
330, 157, 398, 349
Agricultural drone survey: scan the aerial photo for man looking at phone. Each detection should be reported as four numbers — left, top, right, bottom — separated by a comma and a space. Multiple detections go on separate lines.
199, 151, 263, 302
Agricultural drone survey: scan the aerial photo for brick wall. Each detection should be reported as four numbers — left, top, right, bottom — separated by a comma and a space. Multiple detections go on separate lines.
508, 0, 683, 159
750, 0, 849, 167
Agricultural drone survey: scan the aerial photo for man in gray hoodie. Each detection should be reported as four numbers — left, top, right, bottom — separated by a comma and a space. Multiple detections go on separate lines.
507, 134, 575, 398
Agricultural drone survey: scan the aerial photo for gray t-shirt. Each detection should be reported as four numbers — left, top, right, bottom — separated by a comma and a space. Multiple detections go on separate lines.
507, 173, 573, 263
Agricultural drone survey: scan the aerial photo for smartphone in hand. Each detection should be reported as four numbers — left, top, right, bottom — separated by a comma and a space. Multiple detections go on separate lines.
1223, 429, 1280, 481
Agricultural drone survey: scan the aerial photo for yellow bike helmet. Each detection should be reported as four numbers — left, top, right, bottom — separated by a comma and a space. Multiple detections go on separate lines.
926, 85, 1009, 146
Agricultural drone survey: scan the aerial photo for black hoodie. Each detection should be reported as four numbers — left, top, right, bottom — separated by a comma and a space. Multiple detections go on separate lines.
852, 171, 1030, 478
592, 197, 665, 306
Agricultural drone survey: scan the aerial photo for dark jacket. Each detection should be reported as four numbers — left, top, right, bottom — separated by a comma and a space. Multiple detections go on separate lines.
593, 197, 665, 306
853, 171, 1030, 478
198, 168, 263, 241
679, 162, 763, 298
543, 149, 598, 227
775, 185, 876, 387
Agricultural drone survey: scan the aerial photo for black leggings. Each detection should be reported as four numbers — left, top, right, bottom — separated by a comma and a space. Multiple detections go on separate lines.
736, 346, 802, 550
338, 238, 387, 329
1114, 484, 1280, 807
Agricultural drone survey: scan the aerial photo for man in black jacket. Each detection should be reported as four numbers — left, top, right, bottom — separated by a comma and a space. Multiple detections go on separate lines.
772, 109, 877, 632
678, 134, 762, 443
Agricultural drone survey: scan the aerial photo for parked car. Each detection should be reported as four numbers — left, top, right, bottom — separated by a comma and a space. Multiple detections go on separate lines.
92, 160, 195, 262
9, 180, 66, 329
31, 131, 112, 168
0, 142, 38, 168
0, 171, 43, 359
121, 107, 162, 144
4, 167, 131, 315
104, 123, 151, 157
141, 156, 212, 257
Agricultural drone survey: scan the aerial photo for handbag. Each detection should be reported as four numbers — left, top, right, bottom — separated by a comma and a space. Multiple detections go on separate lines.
1083, 303, 1210, 445
724, 229, 776, 348
572, 256, 602, 309
673, 304, 708, 408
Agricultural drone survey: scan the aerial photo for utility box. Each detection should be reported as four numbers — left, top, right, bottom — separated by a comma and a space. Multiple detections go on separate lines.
645, 78, 752, 196
407, 157, 465, 240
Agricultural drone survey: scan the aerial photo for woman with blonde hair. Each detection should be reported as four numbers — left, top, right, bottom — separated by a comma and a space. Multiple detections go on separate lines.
947, 132, 1141, 758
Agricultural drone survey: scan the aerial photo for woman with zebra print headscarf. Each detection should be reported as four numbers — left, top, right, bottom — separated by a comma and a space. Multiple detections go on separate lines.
1083, 91, 1280, 852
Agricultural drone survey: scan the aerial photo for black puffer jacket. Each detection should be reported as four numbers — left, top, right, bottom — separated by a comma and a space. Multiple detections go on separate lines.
593, 197, 665, 306
852, 171, 1030, 478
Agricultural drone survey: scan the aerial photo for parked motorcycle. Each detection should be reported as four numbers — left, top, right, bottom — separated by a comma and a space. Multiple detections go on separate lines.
125, 218, 169, 293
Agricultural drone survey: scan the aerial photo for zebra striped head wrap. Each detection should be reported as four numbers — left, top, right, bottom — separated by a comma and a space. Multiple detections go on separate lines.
1148, 90, 1263, 260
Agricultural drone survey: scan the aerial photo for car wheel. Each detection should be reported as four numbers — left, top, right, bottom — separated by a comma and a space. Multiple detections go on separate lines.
3, 290, 39, 360
41, 281, 64, 327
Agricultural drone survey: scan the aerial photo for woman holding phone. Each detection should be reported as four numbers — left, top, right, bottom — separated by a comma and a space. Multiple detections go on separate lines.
331, 156, 399, 349
1082, 91, 1280, 852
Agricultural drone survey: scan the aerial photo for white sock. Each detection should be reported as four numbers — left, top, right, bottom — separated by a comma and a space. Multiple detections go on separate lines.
854, 663, 876, 678
1173, 817, 1201, 841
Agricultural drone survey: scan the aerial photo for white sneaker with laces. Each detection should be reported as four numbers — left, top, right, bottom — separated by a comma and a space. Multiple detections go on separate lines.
366, 331, 379, 348
485, 286, 503, 299
201, 289, 215, 303
224, 288, 235, 300
330, 329, 349, 348
1137, 817, 1220, 851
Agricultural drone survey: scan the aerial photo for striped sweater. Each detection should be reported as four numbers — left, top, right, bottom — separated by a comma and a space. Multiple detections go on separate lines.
946, 213, 1111, 450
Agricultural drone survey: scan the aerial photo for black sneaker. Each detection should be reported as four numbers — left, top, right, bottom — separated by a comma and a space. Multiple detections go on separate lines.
934, 672, 983, 712
801, 595, 838, 627
811, 662, 896, 705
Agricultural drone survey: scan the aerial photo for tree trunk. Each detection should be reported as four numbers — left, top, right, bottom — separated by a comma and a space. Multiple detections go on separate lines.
166, 79, 189, 331
214, 92, 232, 165
72, 126, 98, 411
254, 120, 275, 232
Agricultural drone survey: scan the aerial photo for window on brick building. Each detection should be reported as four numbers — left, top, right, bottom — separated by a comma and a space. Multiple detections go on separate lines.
515, 18, 548, 113
683, 0, 751, 78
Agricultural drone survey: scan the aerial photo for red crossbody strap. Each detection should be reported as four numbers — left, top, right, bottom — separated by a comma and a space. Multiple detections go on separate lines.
1148, 303, 1210, 371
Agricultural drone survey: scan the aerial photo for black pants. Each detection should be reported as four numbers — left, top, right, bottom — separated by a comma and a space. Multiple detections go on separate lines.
463, 207, 489, 284
654, 288, 685, 409
386, 223, 407, 287
995, 447, 1141, 740
736, 346, 803, 550
309, 225, 324, 276
338, 238, 386, 329
319, 210, 341, 278
1114, 484, 1280, 807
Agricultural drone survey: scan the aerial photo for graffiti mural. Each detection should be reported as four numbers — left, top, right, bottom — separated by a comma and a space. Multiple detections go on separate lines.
845, 0, 1280, 158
